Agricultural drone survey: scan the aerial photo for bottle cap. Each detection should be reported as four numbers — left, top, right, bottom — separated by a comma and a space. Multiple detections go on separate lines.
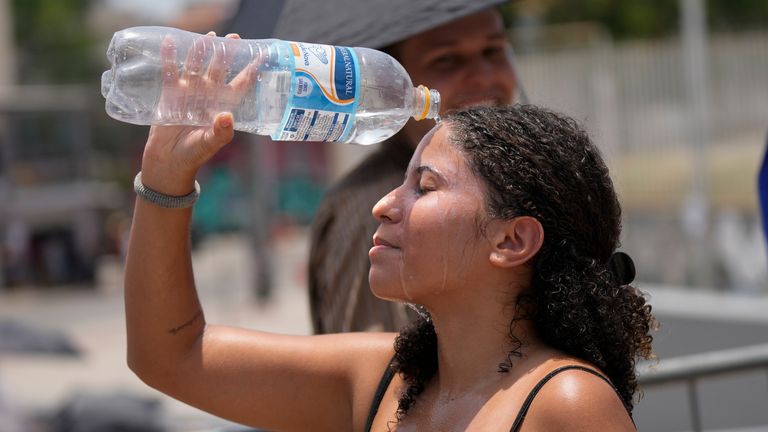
414, 85, 441, 121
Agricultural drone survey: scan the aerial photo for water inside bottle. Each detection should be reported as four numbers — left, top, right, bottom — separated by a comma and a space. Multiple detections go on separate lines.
103, 29, 434, 144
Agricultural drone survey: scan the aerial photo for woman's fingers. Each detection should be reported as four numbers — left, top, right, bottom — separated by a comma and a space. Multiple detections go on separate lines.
200, 112, 235, 155
206, 33, 236, 85
160, 36, 178, 85
158, 35, 182, 119
206, 32, 226, 84
213, 112, 235, 143
181, 35, 209, 88
229, 62, 257, 93
226, 32, 259, 93
229, 53, 262, 94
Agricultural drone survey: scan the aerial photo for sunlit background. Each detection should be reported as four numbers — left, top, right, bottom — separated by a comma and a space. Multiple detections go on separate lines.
0, 0, 767, 431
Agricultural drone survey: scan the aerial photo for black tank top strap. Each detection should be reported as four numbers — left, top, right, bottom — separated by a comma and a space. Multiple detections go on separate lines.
364, 356, 397, 432
364, 363, 629, 432
509, 365, 629, 432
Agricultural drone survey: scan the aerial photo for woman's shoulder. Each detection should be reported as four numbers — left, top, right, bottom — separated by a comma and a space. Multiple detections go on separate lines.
325, 332, 397, 431
517, 357, 635, 431
349, 332, 398, 387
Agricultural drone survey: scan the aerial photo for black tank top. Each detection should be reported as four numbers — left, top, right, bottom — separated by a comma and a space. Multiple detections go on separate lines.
363, 364, 631, 432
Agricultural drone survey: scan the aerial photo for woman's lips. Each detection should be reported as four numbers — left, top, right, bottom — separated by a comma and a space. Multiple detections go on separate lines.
372, 235, 398, 248
370, 235, 399, 257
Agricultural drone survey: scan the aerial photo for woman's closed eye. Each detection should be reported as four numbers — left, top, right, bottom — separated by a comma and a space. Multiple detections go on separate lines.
414, 165, 443, 196
416, 182, 435, 196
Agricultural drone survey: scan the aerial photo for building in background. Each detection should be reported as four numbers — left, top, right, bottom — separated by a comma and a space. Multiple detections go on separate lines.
1, 0, 766, 294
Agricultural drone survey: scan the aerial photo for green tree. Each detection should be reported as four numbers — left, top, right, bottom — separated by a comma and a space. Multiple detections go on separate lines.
708, 0, 768, 31
12, 0, 99, 84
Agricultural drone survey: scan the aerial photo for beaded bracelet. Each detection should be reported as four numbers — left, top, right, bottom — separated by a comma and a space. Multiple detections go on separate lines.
133, 171, 200, 209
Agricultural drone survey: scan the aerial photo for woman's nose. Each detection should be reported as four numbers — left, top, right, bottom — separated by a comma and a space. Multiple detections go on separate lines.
372, 189, 402, 223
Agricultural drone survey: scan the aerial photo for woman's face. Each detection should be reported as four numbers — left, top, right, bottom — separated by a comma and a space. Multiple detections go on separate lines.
369, 124, 492, 304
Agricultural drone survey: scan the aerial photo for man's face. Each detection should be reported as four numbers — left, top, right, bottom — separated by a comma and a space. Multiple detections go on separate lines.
393, 9, 518, 147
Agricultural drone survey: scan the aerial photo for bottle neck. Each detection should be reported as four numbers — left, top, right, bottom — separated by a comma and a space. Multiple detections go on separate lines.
411, 85, 441, 121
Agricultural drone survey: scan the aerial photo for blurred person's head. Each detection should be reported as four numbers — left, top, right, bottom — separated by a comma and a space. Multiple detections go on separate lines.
385, 9, 518, 148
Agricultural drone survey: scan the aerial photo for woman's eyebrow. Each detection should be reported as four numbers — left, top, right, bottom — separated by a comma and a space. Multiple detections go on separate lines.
403, 165, 445, 182
416, 165, 445, 180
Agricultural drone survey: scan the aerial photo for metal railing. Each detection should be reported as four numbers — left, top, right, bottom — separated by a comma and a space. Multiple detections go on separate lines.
637, 343, 768, 431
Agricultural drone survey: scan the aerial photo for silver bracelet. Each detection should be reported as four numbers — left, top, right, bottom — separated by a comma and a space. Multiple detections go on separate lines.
133, 171, 200, 209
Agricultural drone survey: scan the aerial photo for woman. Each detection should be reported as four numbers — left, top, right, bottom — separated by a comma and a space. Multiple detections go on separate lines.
124, 42, 654, 429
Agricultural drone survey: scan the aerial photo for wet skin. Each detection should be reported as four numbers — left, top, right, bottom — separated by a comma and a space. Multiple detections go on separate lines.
369, 124, 493, 308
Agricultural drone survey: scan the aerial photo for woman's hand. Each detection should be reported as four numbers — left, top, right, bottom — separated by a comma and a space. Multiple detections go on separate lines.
140, 32, 257, 195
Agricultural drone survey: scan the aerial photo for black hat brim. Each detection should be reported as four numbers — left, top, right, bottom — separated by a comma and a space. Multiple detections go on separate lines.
226, 0, 512, 48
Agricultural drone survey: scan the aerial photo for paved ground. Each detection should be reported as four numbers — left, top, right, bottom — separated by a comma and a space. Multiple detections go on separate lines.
1, 230, 767, 431
0, 231, 312, 431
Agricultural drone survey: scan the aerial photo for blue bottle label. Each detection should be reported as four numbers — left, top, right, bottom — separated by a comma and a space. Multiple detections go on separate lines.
273, 42, 359, 142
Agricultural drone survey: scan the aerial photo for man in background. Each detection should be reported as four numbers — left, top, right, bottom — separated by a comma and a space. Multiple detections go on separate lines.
308, 6, 521, 333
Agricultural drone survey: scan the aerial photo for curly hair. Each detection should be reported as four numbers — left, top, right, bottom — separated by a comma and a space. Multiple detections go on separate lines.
391, 105, 655, 420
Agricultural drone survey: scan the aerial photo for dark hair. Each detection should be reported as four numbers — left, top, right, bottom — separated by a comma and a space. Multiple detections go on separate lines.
391, 105, 655, 420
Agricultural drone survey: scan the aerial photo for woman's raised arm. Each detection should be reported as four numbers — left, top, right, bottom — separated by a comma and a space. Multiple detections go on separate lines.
124, 115, 395, 431
123, 33, 394, 431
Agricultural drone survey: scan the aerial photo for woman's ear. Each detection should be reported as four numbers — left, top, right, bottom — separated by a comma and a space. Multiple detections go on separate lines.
488, 216, 544, 268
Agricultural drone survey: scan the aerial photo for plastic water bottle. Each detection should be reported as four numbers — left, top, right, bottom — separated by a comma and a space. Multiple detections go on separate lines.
101, 26, 440, 145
